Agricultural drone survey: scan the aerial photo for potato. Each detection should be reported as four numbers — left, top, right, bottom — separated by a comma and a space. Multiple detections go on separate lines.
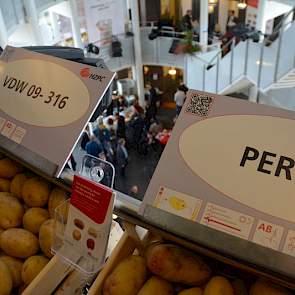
21, 255, 49, 285
23, 208, 49, 234
0, 255, 23, 287
178, 287, 203, 295
10, 173, 27, 199
39, 219, 55, 258
0, 228, 39, 258
0, 178, 10, 192
0, 260, 12, 295
146, 244, 211, 286
138, 276, 173, 295
0, 158, 23, 179
22, 177, 50, 207
204, 276, 233, 295
103, 255, 147, 295
48, 187, 69, 220
250, 280, 292, 295
0, 192, 24, 229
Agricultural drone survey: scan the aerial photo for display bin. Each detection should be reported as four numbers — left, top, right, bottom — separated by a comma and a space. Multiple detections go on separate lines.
88, 222, 295, 295
0, 150, 121, 295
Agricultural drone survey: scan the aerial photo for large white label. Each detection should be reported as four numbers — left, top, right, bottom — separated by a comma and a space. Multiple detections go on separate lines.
201, 202, 254, 239
0, 59, 90, 127
179, 115, 295, 223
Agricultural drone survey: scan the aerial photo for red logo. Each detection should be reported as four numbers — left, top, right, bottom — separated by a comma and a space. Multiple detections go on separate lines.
80, 68, 90, 78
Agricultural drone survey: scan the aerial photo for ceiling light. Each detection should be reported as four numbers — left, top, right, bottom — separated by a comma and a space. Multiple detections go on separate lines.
209, 4, 215, 13
168, 68, 177, 76
237, 1, 247, 9
209, 0, 218, 4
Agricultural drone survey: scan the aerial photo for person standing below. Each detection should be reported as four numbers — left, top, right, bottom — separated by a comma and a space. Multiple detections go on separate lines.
182, 10, 193, 31
227, 10, 237, 32
116, 113, 126, 139
85, 135, 103, 157
174, 86, 186, 117
146, 83, 158, 119
116, 138, 128, 176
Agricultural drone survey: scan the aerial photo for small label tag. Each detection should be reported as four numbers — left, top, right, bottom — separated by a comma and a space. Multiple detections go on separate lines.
64, 175, 114, 260
70, 175, 113, 224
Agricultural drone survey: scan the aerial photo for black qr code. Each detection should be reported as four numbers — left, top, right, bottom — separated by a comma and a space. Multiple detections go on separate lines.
185, 94, 213, 117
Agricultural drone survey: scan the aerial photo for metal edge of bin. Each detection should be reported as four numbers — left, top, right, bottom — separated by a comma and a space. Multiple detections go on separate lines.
0, 134, 58, 177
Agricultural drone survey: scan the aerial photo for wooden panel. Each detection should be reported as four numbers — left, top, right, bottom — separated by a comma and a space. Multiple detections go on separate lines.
88, 232, 136, 295
22, 256, 73, 295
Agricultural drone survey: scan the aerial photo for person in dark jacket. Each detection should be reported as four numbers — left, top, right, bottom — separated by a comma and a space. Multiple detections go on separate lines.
93, 124, 111, 148
116, 138, 128, 176
181, 10, 193, 31
146, 83, 158, 118
116, 114, 126, 139
80, 128, 90, 151
85, 135, 103, 157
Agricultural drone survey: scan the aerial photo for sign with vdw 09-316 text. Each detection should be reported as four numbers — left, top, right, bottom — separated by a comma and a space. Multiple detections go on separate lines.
0, 46, 115, 176
141, 90, 295, 260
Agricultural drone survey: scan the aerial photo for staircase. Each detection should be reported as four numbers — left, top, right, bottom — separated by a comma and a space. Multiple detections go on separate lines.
270, 69, 295, 90
187, 10, 295, 101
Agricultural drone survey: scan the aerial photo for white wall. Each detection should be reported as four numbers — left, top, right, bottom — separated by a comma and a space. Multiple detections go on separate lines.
218, 0, 229, 33
181, 0, 192, 16
261, 0, 293, 33
8, 24, 37, 46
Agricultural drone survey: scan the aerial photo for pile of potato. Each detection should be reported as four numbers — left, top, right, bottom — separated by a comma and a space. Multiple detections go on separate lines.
0, 157, 69, 295
102, 242, 292, 295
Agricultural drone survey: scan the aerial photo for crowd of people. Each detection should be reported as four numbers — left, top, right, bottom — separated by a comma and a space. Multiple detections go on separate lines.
78, 85, 174, 179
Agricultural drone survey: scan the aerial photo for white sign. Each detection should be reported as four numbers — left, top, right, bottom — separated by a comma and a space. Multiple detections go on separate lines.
179, 115, 295, 223
0, 59, 90, 127
84, 0, 126, 43
0, 46, 115, 177
201, 203, 254, 240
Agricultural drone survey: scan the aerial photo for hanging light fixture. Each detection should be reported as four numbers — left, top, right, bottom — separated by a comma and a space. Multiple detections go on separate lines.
208, 0, 217, 14
168, 68, 177, 76
209, 4, 215, 13
237, 0, 247, 9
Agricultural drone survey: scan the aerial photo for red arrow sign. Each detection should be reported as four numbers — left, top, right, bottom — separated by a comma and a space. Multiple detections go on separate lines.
204, 216, 241, 232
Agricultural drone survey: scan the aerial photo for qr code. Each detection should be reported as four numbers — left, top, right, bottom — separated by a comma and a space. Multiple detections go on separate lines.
185, 93, 213, 117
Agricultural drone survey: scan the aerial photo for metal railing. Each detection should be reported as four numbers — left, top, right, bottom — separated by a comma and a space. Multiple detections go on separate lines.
198, 8, 295, 95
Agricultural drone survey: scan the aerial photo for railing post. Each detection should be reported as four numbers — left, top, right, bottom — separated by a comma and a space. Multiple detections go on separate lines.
215, 56, 220, 94
229, 39, 235, 84
273, 26, 284, 83
257, 41, 265, 94
202, 65, 206, 91
244, 38, 250, 75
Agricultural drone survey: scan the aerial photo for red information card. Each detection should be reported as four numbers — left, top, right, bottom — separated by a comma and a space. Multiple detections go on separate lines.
70, 175, 113, 224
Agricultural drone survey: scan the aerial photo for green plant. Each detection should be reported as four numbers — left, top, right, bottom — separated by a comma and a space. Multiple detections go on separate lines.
181, 30, 201, 54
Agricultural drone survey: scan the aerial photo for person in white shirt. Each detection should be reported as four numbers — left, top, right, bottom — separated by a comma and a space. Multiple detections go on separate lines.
227, 10, 237, 32
174, 86, 186, 117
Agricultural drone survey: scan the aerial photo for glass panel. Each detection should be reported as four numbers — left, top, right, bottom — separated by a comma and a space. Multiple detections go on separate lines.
259, 38, 278, 89
157, 37, 184, 68
277, 22, 295, 79
0, 0, 18, 32
217, 52, 231, 92
246, 41, 261, 84
186, 57, 204, 91
204, 64, 216, 93
232, 40, 246, 82
141, 28, 157, 64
